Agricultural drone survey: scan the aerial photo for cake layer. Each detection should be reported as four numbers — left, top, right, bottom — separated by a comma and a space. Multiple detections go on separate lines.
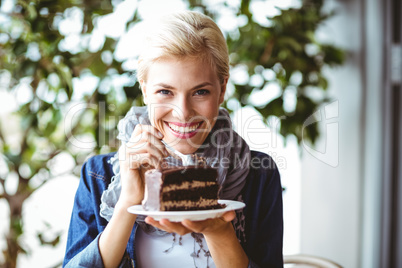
160, 198, 221, 211
142, 164, 222, 212
161, 180, 217, 191
161, 185, 219, 202
162, 167, 218, 185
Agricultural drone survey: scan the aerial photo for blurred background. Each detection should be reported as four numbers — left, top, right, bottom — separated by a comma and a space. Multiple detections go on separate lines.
0, 0, 400, 267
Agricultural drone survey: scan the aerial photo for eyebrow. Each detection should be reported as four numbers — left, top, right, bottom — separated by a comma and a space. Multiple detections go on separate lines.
153, 82, 214, 90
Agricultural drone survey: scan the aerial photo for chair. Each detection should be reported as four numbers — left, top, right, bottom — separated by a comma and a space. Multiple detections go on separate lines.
284, 254, 343, 268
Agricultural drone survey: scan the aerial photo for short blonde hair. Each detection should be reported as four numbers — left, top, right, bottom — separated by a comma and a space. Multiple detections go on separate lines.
137, 11, 229, 84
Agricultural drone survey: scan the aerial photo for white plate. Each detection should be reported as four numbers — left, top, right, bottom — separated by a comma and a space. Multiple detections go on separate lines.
127, 200, 245, 222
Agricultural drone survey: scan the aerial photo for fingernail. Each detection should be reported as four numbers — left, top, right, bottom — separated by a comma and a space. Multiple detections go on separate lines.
157, 131, 163, 138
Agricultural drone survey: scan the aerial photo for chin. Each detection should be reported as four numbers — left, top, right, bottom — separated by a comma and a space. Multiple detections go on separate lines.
169, 139, 200, 154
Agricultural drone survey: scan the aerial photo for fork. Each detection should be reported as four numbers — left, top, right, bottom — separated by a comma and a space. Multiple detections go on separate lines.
161, 140, 194, 166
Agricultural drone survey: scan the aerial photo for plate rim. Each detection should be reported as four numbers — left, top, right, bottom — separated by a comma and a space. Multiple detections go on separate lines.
127, 199, 245, 217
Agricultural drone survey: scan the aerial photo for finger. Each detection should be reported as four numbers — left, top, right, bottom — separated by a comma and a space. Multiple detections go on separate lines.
120, 141, 167, 168
221, 210, 236, 222
140, 126, 168, 156
139, 143, 167, 168
181, 212, 236, 233
131, 124, 164, 140
181, 219, 211, 233
140, 140, 167, 160
129, 125, 164, 148
145, 217, 173, 233
128, 130, 168, 158
159, 219, 191, 236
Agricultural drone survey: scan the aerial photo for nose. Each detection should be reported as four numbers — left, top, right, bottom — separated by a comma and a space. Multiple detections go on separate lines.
173, 95, 194, 121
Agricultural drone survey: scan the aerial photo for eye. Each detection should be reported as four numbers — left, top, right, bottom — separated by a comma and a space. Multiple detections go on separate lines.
156, 89, 172, 95
194, 89, 210, 96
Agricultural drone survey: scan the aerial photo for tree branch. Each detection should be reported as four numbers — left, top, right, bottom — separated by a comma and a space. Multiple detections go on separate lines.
0, 176, 9, 200
19, 125, 32, 160
0, 120, 6, 144
45, 149, 63, 166
260, 39, 275, 64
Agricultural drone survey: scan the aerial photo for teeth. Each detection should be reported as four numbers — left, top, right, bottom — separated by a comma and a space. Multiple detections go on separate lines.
168, 122, 200, 133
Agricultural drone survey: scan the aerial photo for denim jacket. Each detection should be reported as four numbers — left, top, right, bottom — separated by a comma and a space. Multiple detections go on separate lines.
63, 150, 284, 268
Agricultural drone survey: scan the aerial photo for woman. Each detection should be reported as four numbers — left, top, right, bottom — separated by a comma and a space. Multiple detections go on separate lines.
63, 10, 283, 268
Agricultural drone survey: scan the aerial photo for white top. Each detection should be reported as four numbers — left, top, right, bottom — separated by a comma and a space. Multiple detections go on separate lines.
135, 227, 216, 268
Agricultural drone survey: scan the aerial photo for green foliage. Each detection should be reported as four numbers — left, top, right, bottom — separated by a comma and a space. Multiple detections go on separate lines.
0, 0, 344, 266
37, 221, 62, 247
0, 0, 136, 266
190, 0, 344, 144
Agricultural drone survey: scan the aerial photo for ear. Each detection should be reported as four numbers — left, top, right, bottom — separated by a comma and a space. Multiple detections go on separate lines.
218, 77, 228, 104
140, 80, 148, 105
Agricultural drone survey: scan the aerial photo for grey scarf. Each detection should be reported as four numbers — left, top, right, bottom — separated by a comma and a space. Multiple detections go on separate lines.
100, 106, 250, 241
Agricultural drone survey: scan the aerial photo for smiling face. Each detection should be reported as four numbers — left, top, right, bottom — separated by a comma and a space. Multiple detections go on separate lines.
140, 56, 227, 154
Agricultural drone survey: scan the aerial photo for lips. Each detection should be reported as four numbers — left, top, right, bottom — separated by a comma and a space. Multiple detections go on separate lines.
165, 121, 202, 138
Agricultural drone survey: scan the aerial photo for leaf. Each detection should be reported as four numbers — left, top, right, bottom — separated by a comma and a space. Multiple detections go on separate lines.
321, 45, 345, 65
123, 82, 141, 100
240, 0, 252, 17
257, 97, 284, 118
26, 4, 37, 20
20, 60, 37, 77
13, 39, 28, 56
37, 232, 62, 247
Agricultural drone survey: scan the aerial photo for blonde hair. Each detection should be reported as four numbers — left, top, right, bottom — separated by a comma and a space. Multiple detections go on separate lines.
137, 11, 229, 84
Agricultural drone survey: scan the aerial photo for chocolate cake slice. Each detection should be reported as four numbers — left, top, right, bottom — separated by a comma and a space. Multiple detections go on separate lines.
142, 166, 224, 211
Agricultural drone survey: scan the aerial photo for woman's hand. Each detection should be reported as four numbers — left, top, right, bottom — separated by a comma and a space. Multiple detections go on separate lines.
118, 124, 167, 206
144, 210, 236, 236
145, 211, 249, 268
99, 124, 167, 268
